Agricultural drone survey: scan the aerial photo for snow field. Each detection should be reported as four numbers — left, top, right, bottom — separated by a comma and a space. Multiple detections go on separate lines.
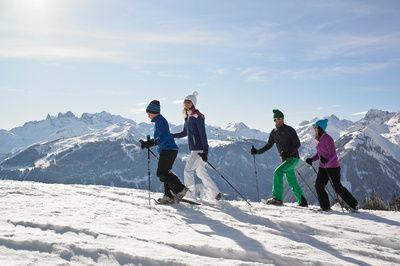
0, 180, 399, 265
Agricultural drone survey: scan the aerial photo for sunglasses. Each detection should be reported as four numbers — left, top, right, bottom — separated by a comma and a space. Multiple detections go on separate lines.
274, 118, 283, 121
184, 100, 192, 104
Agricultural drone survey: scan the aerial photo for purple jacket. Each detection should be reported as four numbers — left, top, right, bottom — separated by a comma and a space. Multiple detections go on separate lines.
311, 132, 340, 168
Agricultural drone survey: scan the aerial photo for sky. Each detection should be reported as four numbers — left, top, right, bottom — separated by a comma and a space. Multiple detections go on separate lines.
0, 0, 399, 132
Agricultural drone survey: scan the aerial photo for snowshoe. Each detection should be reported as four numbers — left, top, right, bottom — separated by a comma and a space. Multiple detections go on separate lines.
155, 195, 175, 204
263, 198, 283, 206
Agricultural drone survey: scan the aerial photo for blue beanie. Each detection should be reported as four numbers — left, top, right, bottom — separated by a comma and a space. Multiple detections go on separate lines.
314, 119, 328, 131
146, 100, 160, 114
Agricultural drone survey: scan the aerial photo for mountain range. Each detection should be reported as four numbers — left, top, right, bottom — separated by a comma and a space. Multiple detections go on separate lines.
0, 109, 399, 205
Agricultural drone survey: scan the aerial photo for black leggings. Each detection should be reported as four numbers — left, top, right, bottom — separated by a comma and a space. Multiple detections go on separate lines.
315, 167, 358, 209
156, 150, 185, 197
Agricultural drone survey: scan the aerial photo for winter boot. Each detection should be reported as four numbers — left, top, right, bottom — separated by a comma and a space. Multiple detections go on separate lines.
347, 203, 359, 213
173, 187, 189, 201
265, 198, 283, 206
299, 196, 308, 207
157, 195, 175, 204
317, 207, 331, 212
215, 193, 222, 201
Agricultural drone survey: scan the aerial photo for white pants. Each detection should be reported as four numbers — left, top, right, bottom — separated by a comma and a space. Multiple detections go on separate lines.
184, 150, 220, 199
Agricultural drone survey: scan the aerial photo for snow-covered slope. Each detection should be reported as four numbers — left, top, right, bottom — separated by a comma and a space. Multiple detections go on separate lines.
1, 180, 399, 265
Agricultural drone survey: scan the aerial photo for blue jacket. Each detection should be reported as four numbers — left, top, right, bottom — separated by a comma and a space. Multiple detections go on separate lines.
151, 114, 178, 153
172, 109, 209, 152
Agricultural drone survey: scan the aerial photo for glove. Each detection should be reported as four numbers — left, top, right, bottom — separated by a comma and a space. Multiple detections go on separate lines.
140, 138, 157, 149
198, 151, 208, 162
305, 158, 313, 165
139, 139, 146, 149
281, 151, 290, 160
251, 146, 258, 155
320, 155, 328, 164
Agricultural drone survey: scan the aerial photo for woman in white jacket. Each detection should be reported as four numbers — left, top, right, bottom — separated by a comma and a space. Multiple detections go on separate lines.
172, 91, 221, 200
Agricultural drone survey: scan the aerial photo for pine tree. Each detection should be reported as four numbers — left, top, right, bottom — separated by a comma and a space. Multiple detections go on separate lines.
389, 192, 400, 211
362, 189, 389, 211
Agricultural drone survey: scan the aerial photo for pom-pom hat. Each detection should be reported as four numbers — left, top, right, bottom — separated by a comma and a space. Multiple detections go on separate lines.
184, 91, 198, 106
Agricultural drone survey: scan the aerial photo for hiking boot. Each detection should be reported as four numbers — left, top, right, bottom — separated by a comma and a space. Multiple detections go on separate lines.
348, 203, 359, 212
265, 198, 283, 205
299, 196, 308, 207
215, 193, 222, 201
157, 195, 175, 204
173, 187, 189, 201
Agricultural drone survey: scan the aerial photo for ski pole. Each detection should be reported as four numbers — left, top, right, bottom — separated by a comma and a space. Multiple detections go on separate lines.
146, 135, 151, 206
206, 161, 252, 207
310, 164, 336, 204
252, 146, 260, 202
322, 163, 345, 213
286, 158, 318, 201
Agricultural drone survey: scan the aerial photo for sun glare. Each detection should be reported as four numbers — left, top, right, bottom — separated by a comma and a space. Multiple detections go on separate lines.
28, 0, 46, 9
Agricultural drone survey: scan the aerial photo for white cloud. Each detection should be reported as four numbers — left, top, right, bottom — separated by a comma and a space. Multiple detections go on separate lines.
351, 111, 368, 116
213, 69, 227, 75
136, 102, 148, 107
172, 99, 183, 105
95, 90, 130, 96
130, 108, 146, 114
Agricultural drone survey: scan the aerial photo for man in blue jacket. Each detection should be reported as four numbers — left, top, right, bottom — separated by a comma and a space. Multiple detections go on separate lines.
145, 100, 188, 203
172, 91, 221, 200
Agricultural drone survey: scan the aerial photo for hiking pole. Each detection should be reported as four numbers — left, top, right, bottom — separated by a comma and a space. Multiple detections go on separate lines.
206, 161, 252, 207
252, 146, 260, 202
286, 158, 318, 201
310, 164, 336, 205
322, 164, 345, 213
146, 135, 151, 206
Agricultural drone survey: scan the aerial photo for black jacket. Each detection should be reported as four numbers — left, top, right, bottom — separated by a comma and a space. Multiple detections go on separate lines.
258, 124, 301, 161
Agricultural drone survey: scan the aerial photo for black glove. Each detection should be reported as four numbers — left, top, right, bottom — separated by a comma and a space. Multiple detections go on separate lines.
251, 146, 258, 155
198, 151, 208, 162
140, 138, 157, 149
320, 155, 328, 164
281, 151, 290, 160
305, 158, 313, 165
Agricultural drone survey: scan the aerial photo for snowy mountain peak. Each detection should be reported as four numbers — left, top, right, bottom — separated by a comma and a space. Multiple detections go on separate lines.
328, 114, 340, 121
57, 111, 76, 119
224, 122, 249, 131
363, 109, 394, 124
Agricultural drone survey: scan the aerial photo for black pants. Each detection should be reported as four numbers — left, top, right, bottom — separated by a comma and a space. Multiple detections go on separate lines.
315, 167, 358, 209
156, 150, 185, 198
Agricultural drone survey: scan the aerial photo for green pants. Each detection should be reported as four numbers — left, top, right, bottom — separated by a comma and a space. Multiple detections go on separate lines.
272, 157, 305, 203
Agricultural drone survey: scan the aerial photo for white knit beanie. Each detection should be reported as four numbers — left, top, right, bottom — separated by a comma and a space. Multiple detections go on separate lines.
184, 91, 198, 106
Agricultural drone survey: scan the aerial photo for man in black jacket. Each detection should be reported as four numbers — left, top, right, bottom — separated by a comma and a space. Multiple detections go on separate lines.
251, 109, 308, 207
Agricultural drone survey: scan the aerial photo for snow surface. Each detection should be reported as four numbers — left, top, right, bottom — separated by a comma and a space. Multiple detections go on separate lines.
1, 180, 399, 265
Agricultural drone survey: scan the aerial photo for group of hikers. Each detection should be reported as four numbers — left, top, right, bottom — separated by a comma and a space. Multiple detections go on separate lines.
141, 91, 359, 212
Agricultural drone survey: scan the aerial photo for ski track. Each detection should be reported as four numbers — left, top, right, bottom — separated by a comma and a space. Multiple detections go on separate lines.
0, 180, 399, 265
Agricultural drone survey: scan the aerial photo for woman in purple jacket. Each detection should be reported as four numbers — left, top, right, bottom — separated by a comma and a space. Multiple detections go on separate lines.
306, 119, 358, 211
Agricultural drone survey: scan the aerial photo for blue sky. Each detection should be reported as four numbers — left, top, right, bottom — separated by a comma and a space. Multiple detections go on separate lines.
0, 0, 399, 132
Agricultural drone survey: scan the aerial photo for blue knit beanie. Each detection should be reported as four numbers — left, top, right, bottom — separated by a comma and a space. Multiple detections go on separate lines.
146, 100, 160, 114
314, 119, 328, 131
